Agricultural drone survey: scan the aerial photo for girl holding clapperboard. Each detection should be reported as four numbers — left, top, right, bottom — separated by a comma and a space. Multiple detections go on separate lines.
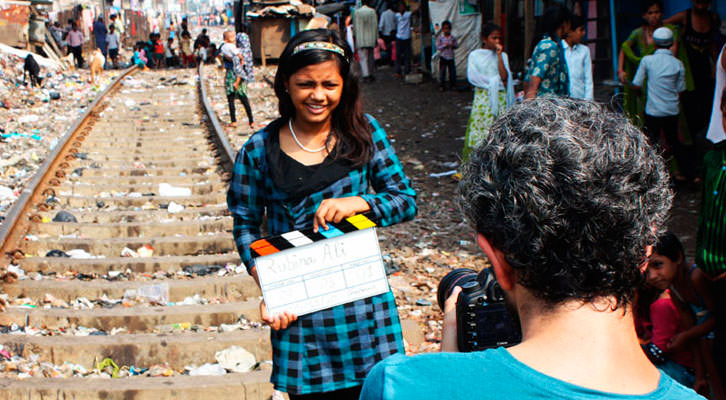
227, 29, 417, 399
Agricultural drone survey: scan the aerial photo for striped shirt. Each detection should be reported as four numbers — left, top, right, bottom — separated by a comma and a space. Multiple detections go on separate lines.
227, 115, 417, 395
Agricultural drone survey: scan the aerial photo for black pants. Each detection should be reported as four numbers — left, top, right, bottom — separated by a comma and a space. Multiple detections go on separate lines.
643, 114, 693, 179
395, 38, 412, 75
227, 92, 253, 124
288, 385, 361, 400
439, 58, 456, 89
70, 45, 83, 68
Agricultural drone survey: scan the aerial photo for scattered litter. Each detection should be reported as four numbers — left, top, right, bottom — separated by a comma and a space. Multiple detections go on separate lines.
52, 211, 77, 223
188, 363, 226, 376
215, 346, 256, 373
158, 183, 191, 197
167, 202, 184, 213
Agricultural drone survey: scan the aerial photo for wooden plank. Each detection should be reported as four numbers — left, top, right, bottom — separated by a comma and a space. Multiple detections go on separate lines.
523, 0, 533, 62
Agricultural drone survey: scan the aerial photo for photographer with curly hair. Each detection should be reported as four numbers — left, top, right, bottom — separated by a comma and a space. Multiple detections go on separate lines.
360, 97, 704, 399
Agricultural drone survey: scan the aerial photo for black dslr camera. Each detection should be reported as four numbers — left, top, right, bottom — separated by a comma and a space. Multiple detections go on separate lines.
437, 268, 522, 352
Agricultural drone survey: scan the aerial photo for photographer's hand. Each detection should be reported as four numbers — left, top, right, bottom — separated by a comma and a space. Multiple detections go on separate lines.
440, 286, 462, 352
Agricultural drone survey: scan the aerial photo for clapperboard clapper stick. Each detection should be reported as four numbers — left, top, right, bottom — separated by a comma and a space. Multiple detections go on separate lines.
250, 214, 389, 317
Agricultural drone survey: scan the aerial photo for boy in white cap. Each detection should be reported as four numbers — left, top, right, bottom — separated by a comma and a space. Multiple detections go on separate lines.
632, 26, 687, 180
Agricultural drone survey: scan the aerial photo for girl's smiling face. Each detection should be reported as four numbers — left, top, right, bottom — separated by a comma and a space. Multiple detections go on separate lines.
286, 60, 344, 126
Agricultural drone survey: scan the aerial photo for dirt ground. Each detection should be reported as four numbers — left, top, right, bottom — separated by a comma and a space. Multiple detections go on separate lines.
211, 61, 702, 353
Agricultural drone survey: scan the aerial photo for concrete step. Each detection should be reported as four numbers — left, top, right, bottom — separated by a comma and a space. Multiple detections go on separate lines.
76, 166, 218, 178
56, 181, 226, 196
0, 329, 271, 370
77, 159, 221, 168
83, 144, 212, 155
68, 174, 218, 185
38, 205, 228, 224
50, 193, 226, 209
2, 275, 259, 303
19, 253, 240, 274
0, 372, 274, 400
30, 218, 232, 239
83, 152, 222, 162
22, 233, 235, 257
2, 301, 260, 331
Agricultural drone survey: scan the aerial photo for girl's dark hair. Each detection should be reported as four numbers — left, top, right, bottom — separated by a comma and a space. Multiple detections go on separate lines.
482, 23, 502, 39
642, 0, 664, 14
441, 20, 452, 29
570, 15, 585, 30
653, 231, 685, 263
274, 29, 371, 166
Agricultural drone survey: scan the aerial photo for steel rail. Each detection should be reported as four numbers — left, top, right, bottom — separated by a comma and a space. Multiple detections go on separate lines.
0, 66, 138, 265
198, 63, 237, 172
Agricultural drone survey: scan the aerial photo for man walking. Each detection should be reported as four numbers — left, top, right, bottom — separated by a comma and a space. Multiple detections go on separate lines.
355, 0, 378, 82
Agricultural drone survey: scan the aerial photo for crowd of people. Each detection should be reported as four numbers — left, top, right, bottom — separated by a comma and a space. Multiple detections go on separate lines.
219, 1, 726, 399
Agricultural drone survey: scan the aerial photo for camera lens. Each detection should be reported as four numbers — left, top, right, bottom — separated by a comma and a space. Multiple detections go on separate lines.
436, 268, 478, 310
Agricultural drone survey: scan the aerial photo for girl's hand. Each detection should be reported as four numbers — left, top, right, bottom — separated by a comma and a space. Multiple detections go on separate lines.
495, 44, 503, 54
260, 299, 297, 330
313, 197, 371, 232
234, 81, 239, 90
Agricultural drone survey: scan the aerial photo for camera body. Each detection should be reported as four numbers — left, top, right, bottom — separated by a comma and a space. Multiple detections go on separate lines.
438, 268, 521, 352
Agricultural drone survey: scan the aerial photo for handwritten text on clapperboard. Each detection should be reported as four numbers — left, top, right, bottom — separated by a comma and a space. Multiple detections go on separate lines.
255, 228, 389, 316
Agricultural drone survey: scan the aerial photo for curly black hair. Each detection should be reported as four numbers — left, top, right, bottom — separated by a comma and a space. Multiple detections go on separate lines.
459, 97, 673, 308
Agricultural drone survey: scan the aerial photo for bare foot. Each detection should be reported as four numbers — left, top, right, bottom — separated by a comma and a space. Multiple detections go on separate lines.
249, 122, 255, 130
227, 122, 237, 128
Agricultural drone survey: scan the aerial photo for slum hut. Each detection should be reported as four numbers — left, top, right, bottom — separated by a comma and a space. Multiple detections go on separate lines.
246, 0, 315, 65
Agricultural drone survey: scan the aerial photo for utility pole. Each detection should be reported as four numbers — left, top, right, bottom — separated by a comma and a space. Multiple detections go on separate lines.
523, 0, 533, 63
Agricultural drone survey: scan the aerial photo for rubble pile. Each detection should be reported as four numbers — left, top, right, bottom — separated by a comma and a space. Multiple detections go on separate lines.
0, 51, 118, 223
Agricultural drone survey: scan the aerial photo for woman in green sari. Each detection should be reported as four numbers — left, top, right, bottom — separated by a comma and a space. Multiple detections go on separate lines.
617, 0, 693, 126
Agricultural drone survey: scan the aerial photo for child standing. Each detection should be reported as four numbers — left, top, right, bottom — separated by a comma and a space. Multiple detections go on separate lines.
164, 37, 177, 68
562, 15, 593, 100
632, 27, 688, 181
462, 23, 514, 161
180, 30, 194, 67
107, 24, 120, 69
153, 33, 164, 68
435, 20, 458, 91
219, 31, 254, 129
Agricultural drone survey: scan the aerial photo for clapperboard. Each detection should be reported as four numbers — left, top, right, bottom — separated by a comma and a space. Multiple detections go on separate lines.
250, 214, 389, 317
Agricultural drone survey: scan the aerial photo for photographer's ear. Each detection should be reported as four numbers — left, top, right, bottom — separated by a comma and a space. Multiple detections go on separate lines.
476, 234, 514, 291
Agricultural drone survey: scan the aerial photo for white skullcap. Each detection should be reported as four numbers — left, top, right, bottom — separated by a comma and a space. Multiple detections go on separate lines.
653, 27, 673, 47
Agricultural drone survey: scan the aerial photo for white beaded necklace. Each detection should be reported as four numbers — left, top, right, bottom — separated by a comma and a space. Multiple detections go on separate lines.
288, 119, 328, 153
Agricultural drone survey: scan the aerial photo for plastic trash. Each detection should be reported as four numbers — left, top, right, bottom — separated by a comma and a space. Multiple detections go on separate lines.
188, 363, 227, 376
46, 249, 70, 257
95, 358, 119, 378
66, 249, 94, 259
52, 210, 77, 223
136, 244, 153, 257
120, 247, 138, 257
167, 201, 184, 213
123, 283, 169, 305
0, 186, 14, 201
158, 183, 191, 197
215, 346, 256, 373
183, 264, 223, 276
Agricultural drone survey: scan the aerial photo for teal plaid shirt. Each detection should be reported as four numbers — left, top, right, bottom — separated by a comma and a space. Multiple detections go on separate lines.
227, 114, 417, 395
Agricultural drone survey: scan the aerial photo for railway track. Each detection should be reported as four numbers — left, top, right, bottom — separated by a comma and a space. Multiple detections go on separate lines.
0, 66, 273, 399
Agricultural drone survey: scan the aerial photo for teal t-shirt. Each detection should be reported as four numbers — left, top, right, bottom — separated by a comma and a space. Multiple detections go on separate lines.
359, 347, 703, 400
